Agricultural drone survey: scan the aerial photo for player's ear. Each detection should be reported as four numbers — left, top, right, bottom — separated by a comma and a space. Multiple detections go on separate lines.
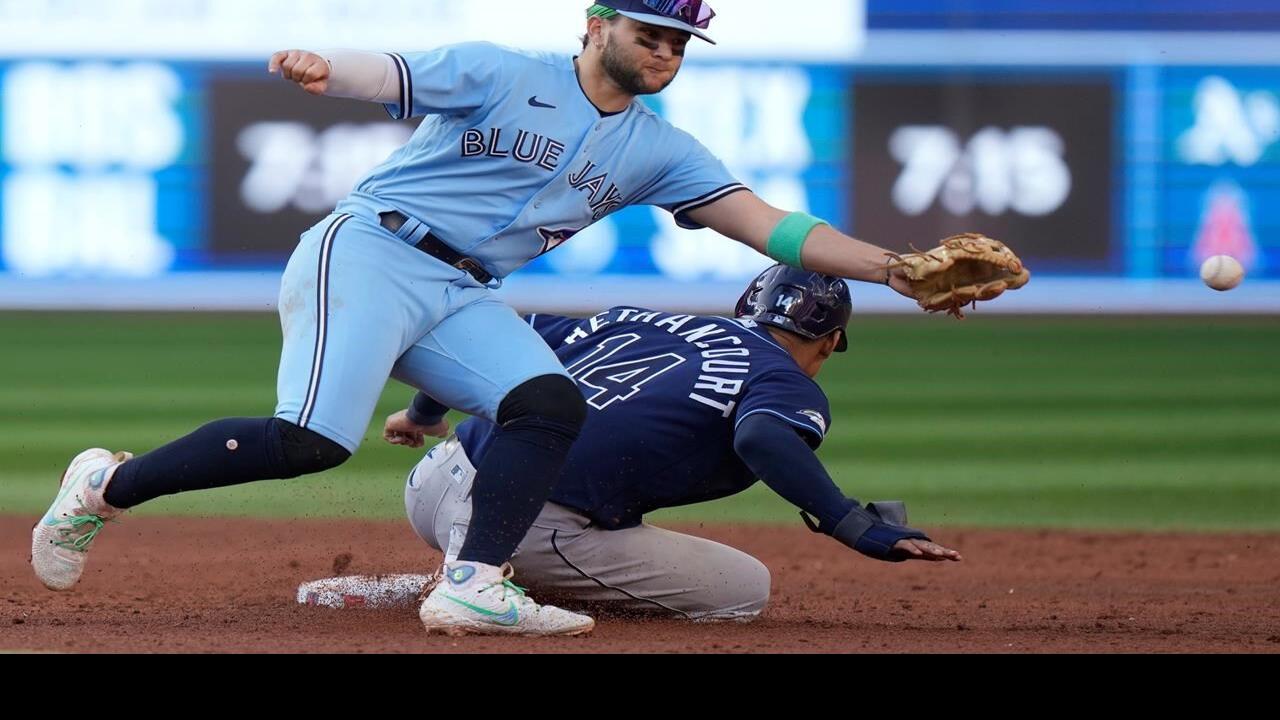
819, 332, 840, 358
586, 16, 608, 50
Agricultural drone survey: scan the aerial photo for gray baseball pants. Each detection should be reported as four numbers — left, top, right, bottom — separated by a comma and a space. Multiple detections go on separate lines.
404, 437, 770, 621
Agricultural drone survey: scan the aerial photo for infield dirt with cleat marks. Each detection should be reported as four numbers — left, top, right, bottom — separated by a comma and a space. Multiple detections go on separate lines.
4, 516, 1278, 653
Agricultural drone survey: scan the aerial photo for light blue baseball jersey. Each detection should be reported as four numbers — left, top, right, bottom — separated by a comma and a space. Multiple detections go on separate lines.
334, 42, 747, 279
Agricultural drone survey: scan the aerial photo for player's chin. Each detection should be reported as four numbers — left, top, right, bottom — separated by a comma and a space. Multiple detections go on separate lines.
640, 70, 677, 94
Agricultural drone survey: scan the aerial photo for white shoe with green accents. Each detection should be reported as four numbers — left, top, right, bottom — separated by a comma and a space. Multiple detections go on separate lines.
31, 449, 133, 591
419, 561, 595, 637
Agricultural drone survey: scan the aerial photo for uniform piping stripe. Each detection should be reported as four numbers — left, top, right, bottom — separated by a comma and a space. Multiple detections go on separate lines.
551, 530, 692, 619
389, 53, 411, 120
671, 183, 749, 217
299, 214, 351, 429
734, 408, 826, 439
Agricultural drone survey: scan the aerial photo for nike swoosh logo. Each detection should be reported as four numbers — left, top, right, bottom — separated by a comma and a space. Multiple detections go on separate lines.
490, 604, 521, 626
528, 96, 556, 109
442, 594, 521, 626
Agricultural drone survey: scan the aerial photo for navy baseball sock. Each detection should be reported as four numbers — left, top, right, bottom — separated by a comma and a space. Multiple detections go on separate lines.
104, 417, 348, 509
456, 416, 581, 567
456, 376, 586, 567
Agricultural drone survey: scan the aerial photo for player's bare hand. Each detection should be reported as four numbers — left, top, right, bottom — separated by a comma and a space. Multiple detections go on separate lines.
268, 50, 330, 96
887, 267, 916, 300
383, 410, 450, 449
893, 538, 963, 562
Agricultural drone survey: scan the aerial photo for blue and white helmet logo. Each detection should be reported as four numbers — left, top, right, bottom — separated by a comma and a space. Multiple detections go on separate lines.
776, 291, 801, 315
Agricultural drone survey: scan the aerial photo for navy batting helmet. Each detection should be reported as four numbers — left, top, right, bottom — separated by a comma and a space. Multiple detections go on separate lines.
735, 265, 852, 352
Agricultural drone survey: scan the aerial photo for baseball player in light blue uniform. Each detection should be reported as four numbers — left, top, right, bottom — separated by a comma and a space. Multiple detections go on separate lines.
33, 1, 922, 637
277, 34, 751, 453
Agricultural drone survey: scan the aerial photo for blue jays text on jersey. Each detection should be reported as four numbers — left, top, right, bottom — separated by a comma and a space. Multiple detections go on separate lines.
460, 130, 627, 224
455, 308, 833, 530
333, 42, 748, 279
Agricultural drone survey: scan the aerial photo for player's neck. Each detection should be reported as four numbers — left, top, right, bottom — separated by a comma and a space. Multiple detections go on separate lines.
766, 328, 820, 378
574, 55, 635, 114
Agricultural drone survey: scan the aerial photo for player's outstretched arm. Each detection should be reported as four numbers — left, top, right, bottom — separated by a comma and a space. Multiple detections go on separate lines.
734, 413, 961, 563
686, 191, 917, 299
268, 49, 399, 102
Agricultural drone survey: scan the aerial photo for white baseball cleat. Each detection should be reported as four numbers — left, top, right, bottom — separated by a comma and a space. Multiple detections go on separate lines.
419, 561, 595, 637
31, 449, 133, 591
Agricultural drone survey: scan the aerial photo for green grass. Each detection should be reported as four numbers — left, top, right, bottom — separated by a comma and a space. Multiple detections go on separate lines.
1, 313, 1277, 531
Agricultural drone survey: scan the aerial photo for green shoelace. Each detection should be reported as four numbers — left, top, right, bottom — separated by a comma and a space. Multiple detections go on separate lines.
53, 515, 106, 552
485, 579, 528, 601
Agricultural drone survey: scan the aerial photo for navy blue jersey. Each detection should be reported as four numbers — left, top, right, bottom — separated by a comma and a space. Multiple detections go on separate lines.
455, 307, 832, 529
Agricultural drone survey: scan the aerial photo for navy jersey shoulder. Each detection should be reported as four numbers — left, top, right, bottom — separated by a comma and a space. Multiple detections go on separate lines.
457, 307, 831, 529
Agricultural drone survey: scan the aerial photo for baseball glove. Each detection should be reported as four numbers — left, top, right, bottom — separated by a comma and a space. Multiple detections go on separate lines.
886, 233, 1031, 319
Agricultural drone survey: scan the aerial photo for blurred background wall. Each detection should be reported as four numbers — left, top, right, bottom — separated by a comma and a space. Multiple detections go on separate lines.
0, 0, 1277, 314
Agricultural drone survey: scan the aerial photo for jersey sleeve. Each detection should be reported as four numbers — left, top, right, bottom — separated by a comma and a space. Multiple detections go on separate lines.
634, 132, 748, 230
734, 413, 857, 530
524, 313, 584, 348
383, 42, 506, 120
733, 370, 832, 448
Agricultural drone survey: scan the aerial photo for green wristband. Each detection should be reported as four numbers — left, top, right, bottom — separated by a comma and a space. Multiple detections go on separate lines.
767, 212, 828, 269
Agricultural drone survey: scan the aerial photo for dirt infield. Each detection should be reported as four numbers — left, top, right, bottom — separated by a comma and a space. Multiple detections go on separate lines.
4, 516, 1278, 653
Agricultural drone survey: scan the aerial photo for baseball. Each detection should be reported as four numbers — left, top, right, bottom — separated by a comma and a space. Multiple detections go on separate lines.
1200, 255, 1245, 292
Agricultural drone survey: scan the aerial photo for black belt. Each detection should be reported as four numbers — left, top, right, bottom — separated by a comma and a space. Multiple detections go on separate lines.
378, 211, 494, 285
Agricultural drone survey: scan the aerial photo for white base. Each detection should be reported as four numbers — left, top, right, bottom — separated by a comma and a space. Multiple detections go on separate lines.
296, 574, 437, 610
